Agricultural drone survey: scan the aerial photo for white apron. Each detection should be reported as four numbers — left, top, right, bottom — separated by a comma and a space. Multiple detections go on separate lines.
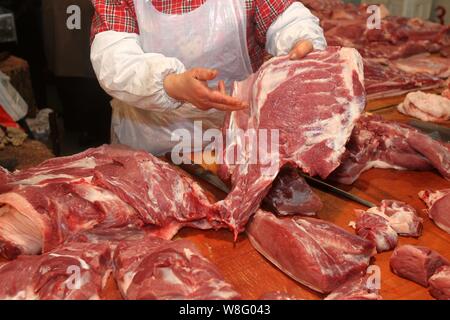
111, 0, 253, 155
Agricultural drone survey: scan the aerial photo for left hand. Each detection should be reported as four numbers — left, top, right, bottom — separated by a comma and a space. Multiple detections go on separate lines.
289, 40, 314, 60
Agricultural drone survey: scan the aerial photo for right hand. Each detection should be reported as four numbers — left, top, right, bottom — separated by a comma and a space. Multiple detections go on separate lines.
163, 68, 249, 111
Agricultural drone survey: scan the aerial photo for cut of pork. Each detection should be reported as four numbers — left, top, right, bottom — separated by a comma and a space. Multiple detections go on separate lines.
331, 114, 450, 184
392, 53, 450, 78
0, 145, 221, 258
325, 273, 382, 300
419, 189, 450, 234
428, 266, 450, 300
398, 91, 450, 123
0, 242, 112, 300
113, 237, 240, 300
263, 168, 322, 216
390, 245, 449, 287
247, 210, 374, 294
363, 59, 442, 101
355, 212, 398, 253
217, 47, 365, 237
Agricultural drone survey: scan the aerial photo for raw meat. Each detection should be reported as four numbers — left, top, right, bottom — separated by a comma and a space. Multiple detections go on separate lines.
390, 245, 449, 287
113, 236, 240, 300
363, 59, 442, 101
398, 91, 450, 123
325, 273, 382, 300
263, 168, 322, 216
0, 144, 221, 259
217, 47, 365, 237
259, 292, 297, 300
361, 200, 422, 237
392, 54, 450, 78
355, 211, 398, 253
332, 114, 450, 184
247, 210, 375, 294
429, 266, 450, 300
0, 242, 112, 300
419, 189, 450, 234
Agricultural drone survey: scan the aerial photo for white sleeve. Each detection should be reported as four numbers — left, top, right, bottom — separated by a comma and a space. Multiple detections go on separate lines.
91, 30, 186, 111
266, 2, 327, 57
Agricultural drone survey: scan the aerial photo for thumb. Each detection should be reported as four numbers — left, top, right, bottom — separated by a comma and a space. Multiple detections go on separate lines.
192, 68, 218, 81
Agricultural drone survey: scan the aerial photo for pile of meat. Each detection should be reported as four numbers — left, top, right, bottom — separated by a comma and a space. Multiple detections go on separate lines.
299, 0, 450, 99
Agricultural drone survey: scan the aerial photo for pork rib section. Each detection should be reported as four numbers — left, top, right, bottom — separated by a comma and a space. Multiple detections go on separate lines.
429, 266, 450, 300
113, 237, 240, 300
390, 245, 449, 287
247, 210, 374, 294
332, 114, 450, 184
419, 189, 450, 234
217, 47, 365, 237
0, 242, 112, 300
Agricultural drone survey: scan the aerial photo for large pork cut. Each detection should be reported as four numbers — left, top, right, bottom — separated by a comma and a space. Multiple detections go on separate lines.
217, 47, 365, 237
419, 189, 450, 234
113, 236, 240, 300
390, 245, 449, 287
331, 114, 450, 184
0, 242, 112, 300
0, 145, 220, 258
247, 210, 374, 294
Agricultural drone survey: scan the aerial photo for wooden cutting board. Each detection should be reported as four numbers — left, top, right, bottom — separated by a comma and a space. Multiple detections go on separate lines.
1, 108, 449, 300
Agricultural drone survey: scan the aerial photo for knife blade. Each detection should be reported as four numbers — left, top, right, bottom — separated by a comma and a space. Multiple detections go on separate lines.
300, 173, 376, 208
408, 119, 450, 142
177, 163, 231, 194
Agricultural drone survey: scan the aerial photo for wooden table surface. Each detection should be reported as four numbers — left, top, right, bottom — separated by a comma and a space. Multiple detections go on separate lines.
1, 107, 449, 300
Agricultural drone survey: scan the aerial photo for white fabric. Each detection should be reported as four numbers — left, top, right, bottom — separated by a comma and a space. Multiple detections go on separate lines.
266, 2, 327, 56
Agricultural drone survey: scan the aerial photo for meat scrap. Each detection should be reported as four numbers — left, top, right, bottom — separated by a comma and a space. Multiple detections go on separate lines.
0, 145, 221, 259
217, 47, 365, 237
419, 189, 450, 234
0, 242, 112, 300
258, 292, 298, 300
263, 168, 322, 217
113, 236, 240, 300
429, 266, 450, 300
331, 114, 450, 185
390, 245, 449, 287
247, 210, 375, 294
355, 211, 398, 253
398, 91, 450, 123
325, 272, 382, 300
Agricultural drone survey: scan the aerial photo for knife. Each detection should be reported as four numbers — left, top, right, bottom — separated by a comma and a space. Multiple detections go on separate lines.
300, 173, 376, 208
408, 119, 450, 142
177, 162, 231, 194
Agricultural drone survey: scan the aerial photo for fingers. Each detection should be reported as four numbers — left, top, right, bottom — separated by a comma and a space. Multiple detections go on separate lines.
191, 68, 218, 81
289, 40, 314, 60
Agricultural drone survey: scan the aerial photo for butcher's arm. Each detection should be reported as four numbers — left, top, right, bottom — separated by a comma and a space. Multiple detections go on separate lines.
266, 1, 327, 57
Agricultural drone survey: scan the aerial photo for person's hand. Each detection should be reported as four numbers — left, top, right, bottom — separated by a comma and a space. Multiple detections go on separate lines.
163, 68, 248, 111
289, 40, 314, 60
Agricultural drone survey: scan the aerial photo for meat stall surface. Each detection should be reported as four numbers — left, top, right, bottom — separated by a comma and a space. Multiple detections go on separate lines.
398, 91, 450, 123
0, 145, 221, 259
0, 242, 112, 300
331, 114, 450, 185
390, 245, 450, 287
113, 236, 241, 300
217, 46, 366, 237
428, 266, 450, 300
419, 189, 450, 234
247, 210, 374, 294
